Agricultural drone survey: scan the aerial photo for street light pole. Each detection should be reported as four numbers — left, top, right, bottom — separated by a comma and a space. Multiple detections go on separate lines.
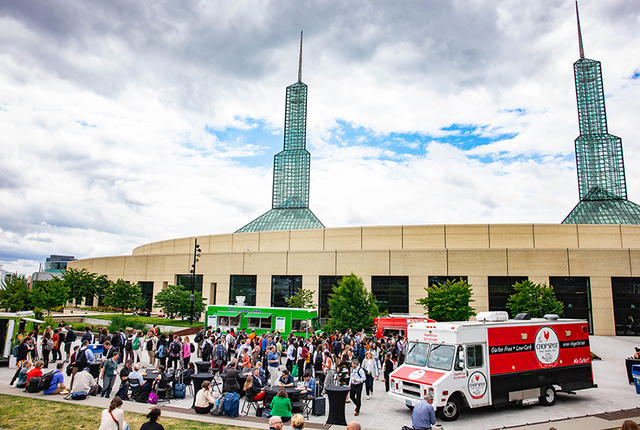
189, 238, 201, 325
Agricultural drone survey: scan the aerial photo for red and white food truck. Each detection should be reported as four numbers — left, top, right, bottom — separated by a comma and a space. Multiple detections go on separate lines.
373, 315, 435, 339
388, 312, 596, 421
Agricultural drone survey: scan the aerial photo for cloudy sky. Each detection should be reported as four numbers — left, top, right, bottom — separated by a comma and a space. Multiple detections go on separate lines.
1, 1, 639, 275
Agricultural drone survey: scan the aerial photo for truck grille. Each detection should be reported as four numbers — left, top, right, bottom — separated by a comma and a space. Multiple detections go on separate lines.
402, 381, 421, 398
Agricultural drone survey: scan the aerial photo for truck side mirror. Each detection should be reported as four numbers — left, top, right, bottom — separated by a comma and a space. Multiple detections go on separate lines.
454, 348, 465, 371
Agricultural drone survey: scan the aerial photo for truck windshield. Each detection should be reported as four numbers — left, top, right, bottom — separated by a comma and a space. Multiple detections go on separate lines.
427, 344, 455, 370
405, 341, 430, 367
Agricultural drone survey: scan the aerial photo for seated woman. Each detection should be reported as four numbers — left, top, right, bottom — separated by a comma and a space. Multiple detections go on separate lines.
270, 388, 292, 423
140, 407, 164, 430
246, 368, 266, 403
277, 369, 295, 387
15, 361, 33, 389
181, 362, 195, 386
194, 380, 217, 414
255, 361, 266, 384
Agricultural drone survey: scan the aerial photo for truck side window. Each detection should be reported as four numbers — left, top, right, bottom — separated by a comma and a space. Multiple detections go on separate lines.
454, 345, 465, 371
466, 344, 483, 368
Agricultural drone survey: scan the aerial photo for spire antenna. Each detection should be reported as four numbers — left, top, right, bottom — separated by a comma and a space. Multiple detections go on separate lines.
298, 30, 303, 82
575, 1, 584, 59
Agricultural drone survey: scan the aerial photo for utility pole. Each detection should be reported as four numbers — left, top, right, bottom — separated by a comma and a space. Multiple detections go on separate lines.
189, 238, 201, 325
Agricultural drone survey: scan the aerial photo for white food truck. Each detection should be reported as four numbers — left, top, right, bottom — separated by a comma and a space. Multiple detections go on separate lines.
388, 312, 596, 421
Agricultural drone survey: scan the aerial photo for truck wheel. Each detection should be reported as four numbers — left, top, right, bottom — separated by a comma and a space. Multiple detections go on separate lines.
440, 396, 461, 421
539, 385, 556, 406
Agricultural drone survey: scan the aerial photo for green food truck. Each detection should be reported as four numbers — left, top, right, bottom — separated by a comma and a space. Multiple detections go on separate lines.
204, 305, 319, 338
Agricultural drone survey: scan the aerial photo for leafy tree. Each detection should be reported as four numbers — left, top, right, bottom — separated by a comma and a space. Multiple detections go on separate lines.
31, 278, 70, 316
417, 278, 476, 321
154, 284, 205, 320
94, 274, 111, 306
326, 273, 379, 332
0, 275, 32, 312
506, 280, 563, 318
104, 279, 144, 314
285, 288, 315, 309
61, 268, 96, 307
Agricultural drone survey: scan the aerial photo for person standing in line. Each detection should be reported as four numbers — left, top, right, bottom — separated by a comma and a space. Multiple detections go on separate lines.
383, 352, 394, 392
182, 336, 192, 367
267, 345, 280, 386
286, 341, 296, 372
349, 359, 366, 416
100, 351, 119, 398
411, 393, 436, 430
145, 333, 157, 367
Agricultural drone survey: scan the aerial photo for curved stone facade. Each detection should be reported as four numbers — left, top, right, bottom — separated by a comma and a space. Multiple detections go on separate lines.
69, 223, 640, 336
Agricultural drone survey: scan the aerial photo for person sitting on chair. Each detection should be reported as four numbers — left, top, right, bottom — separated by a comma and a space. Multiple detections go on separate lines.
246, 368, 266, 404
194, 380, 216, 414
301, 371, 316, 398
270, 388, 292, 423
277, 369, 295, 387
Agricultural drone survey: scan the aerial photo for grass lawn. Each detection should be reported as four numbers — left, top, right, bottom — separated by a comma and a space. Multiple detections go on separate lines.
90, 314, 202, 328
0, 394, 257, 430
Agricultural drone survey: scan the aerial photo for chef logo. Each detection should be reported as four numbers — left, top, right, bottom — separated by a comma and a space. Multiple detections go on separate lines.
467, 371, 487, 399
409, 369, 426, 380
534, 327, 560, 365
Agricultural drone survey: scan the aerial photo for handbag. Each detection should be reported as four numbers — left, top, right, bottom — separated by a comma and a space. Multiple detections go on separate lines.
148, 391, 159, 404
292, 364, 299, 378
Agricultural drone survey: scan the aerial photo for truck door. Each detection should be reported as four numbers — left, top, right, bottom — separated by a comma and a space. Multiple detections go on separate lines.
465, 343, 490, 407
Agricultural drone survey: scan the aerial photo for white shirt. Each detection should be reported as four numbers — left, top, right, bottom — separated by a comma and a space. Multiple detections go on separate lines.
195, 388, 217, 408
286, 344, 295, 360
98, 408, 125, 430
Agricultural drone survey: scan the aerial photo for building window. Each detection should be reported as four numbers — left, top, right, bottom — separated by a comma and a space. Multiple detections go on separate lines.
372, 276, 409, 314
175, 274, 203, 293
210, 283, 217, 305
271, 275, 302, 308
319, 276, 342, 324
85, 295, 94, 307
549, 277, 593, 334
139, 281, 154, 311
611, 277, 640, 336
229, 275, 256, 306
428, 276, 468, 287
488, 276, 528, 315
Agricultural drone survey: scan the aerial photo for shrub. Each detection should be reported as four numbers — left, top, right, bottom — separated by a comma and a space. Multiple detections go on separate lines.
416, 278, 476, 322
109, 315, 147, 332
506, 280, 563, 318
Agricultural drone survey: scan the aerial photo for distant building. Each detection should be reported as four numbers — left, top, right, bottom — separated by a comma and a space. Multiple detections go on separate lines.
31, 255, 76, 282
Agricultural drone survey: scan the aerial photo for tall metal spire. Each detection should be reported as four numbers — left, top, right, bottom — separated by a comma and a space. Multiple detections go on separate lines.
575, 1, 584, 59
298, 30, 303, 82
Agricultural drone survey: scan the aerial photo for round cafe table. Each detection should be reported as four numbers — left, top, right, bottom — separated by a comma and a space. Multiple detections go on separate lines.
194, 361, 212, 373
143, 372, 159, 383
191, 373, 214, 407
325, 385, 350, 426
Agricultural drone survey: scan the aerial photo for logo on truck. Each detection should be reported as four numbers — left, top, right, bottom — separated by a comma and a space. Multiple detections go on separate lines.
534, 326, 560, 365
467, 371, 487, 399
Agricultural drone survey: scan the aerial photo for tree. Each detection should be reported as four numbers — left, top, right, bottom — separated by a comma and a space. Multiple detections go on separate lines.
0, 275, 32, 312
94, 274, 110, 306
154, 284, 205, 320
285, 288, 314, 309
417, 278, 476, 322
326, 273, 379, 332
61, 268, 96, 307
506, 280, 563, 318
31, 278, 70, 316
104, 279, 144, 314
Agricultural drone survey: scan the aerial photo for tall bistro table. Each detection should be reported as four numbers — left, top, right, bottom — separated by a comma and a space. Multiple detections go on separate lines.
325, 385, 350, 426
194, 361, 212, 374
191, 373, 215, 407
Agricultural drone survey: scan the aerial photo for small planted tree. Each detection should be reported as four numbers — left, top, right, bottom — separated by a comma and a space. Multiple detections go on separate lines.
0, 275, 32, 312
31, 278, 70, 316
154, 284, 205, 320
326, 273, 379, 332
506, 280, 563, 318
416, 278, 475, 321
285, 288, 314, 309
104, 279, 144, 314
61, 268, 97, 307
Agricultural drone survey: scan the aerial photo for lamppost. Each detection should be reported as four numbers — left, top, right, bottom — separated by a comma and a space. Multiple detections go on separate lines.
189, 239, 201, 325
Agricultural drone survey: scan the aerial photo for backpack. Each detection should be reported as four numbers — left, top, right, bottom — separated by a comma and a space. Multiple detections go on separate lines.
38, 371, 55, 391
171, 342, 181, 355
223, 392, 240, 418
69, 391, 87, 400
301, 347, 309, 360
202, 341, 213, 355
125, 339, 133, 351
173, 382, 186, 399
215, 344, 226, 360
189, 343, 195, 353
146, 339, 153, 351
44, 338, 54, 351
75, 348, 88, 369
194, 331, 203, 343
156, 345, 165, 358
132, 337, 140, 350
26, 376, 42, 393
212, 395, 225, 416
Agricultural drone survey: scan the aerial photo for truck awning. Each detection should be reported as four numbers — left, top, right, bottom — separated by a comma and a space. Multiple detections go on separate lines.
246, 313, 271, 319
21, 317, 45, 324
214, 312, 241, 317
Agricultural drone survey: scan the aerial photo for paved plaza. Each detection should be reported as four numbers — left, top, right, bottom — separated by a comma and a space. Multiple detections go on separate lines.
2, 335, 640, 429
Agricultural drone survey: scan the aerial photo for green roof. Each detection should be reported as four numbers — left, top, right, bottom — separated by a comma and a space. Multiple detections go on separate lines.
215, 311, 241, 317
236, 208, 324, 233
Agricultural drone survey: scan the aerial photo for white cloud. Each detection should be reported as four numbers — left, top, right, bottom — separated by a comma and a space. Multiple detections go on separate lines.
0, 1, 639, 274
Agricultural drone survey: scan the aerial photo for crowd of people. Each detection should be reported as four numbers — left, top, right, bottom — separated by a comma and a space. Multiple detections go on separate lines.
10, 321, 425, 428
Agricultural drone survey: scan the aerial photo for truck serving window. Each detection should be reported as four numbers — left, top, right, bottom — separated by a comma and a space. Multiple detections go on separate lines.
405, 341, 429, 367
466, 344, 483, 368
427, 344, 455, 371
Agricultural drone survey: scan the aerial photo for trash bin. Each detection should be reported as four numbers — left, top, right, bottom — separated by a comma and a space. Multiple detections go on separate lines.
632, 365, 640, 394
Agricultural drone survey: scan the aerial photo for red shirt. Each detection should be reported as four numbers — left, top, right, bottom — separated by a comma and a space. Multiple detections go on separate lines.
27, 368, 42, 384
